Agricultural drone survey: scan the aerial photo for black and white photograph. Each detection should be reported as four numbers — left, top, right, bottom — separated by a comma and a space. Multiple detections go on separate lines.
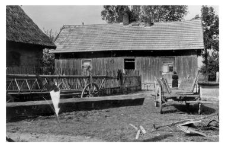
5, 2, 220, 142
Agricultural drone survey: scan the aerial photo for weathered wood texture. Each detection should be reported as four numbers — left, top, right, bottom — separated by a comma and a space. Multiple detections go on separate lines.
6, 42, 43, 74
55, 57, 124, 75
6, 66, 47, 75
198, 82, 219, 101
175, 56, 198, 81
7, 93, 146, 107
7, 74, 141, 94
7, 94, 145, 121
136, 55, 198, 88
54, 51, 199, 90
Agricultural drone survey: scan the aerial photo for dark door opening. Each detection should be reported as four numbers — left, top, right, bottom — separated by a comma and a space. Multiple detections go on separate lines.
124, 59, 135, 70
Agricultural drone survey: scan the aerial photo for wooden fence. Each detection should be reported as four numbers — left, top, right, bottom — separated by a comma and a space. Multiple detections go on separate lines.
6, 70, 142, 97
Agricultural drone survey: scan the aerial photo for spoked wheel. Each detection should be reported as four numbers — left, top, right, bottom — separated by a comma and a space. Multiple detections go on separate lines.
159, 94, 163, 114
155, 85, 163, 114
154, 85, 160, 107
81, 83, 99, 98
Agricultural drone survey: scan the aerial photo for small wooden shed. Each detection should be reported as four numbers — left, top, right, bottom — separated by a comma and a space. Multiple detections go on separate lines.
52, 19, 204, 89
6, 5, 56, 74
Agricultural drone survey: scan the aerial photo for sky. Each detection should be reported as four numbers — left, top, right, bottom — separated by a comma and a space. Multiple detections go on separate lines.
21, 5, 218, 34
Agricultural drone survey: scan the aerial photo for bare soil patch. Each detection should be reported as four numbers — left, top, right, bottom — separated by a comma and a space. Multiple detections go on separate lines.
6, 93, 219, 142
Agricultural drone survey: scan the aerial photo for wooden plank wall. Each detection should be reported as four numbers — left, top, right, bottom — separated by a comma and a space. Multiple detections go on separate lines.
175, 55, 198, 81
136, 55, 198, 89
55, 55, 198, 90
136, 57, 161, 89
55, 57, 124, 75
55, 58, 81, 75
7, 44, 43, 74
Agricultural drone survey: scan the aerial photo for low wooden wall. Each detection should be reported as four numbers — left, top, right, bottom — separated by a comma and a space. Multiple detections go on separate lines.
7, 94, 145, 121
199, 82, 219, 101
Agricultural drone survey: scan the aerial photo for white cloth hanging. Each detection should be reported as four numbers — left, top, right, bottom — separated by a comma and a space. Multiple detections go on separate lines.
50, 90, 60, 116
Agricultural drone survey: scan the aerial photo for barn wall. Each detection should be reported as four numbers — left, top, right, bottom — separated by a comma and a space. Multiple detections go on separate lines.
136, 55, 198, 85
175, 55, 198, 81
55, 55, 198, 83
55, 57, 124, 75
55, 50, 199, 89
7, 42, 43, 67
136, 57, 160, 84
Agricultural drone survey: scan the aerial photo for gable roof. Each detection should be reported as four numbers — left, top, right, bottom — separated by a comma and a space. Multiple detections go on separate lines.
52, 19, 204, 53
6, 5, 56, 49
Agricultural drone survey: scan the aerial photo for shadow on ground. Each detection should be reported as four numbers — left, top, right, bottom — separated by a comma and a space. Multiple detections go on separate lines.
161, 103, 216, 115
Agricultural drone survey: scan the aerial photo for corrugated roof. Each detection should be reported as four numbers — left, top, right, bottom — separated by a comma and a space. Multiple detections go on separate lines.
52, 19, 204, 53
6, 5, 56, 49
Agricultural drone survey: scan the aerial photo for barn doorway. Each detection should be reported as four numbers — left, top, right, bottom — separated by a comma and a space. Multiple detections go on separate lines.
124, 59, 135, 70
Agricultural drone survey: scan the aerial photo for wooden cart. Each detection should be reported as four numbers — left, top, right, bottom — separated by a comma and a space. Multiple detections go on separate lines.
153, 74, 202, 114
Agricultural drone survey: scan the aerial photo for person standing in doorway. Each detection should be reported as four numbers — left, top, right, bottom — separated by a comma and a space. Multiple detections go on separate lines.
172, 71, 178, 88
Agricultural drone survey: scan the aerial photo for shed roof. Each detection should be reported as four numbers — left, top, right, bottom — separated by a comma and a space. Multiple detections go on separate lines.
6, 5, 56, 49
52, 19, 204, 53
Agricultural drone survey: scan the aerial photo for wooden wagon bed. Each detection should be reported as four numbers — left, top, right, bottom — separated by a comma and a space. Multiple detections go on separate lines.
152, 73, 202, 114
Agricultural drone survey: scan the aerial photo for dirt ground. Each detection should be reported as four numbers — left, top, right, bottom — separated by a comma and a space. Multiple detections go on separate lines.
6, 92, 219, 142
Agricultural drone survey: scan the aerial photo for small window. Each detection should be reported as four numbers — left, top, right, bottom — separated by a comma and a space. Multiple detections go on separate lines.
82, 59, 92, 70
162, 62, 174, 73
124, 59, 135, 70
82, 59, 92, 75
168, 64, 173, 72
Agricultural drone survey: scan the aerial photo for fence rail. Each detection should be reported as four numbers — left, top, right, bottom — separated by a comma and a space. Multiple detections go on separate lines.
6, 73, 141, 95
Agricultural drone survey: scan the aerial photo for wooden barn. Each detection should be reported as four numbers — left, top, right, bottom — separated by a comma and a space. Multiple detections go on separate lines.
51, 19, 204, 89
6, 5, 56, 74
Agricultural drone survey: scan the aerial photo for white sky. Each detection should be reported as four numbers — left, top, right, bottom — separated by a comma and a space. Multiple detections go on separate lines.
21, 5, 218, 33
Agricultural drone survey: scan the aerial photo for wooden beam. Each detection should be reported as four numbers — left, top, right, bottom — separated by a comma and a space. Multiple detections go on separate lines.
7, 93, 145, 107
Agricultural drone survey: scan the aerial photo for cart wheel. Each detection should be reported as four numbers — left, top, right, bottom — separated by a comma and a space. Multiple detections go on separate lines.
81, 83, 99, 98
155, 101, 159, 107
159, 101, 163, 114
156, 85, 163, 114
154, 85, 160, 107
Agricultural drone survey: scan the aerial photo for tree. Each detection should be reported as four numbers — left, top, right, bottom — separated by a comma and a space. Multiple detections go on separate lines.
101, 5, 188, 24
41, 48, 55, 74
41, 28, 58, 74
101, 6, 130, 23
199, 6, 219, 80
